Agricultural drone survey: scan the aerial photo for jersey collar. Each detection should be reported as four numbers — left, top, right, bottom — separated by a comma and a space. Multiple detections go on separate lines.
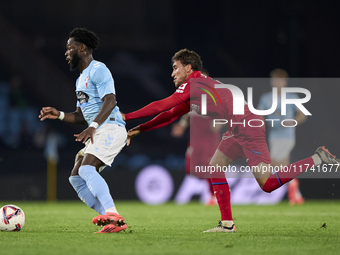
186, 71, 203, 82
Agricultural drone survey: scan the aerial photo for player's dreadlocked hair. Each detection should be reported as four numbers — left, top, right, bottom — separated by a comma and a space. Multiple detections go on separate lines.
69, 27, 100, 51
171, 49, 202, 71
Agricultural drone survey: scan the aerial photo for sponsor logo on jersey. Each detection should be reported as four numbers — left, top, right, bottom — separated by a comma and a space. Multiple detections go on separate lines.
176, 83, 187, 93
77, 91, 89, 107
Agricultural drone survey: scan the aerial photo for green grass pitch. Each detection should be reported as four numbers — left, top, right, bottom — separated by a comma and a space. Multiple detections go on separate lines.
0, 200, 339, 255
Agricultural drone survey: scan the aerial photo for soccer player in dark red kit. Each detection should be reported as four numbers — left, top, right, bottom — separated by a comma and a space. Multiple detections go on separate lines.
122, 49, 339, 233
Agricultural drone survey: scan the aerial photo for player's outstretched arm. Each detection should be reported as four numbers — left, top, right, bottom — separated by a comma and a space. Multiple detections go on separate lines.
39, 107, 60, 121
39, 107, 86, 124
126, 102, 189, 146
125, 94, 182, 121
139, 103, 190, 132
126, 104, 189, 146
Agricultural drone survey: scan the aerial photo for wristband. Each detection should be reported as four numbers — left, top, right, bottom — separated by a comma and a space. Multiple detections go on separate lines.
58, 111, 65, 120
89, 122, 99, 129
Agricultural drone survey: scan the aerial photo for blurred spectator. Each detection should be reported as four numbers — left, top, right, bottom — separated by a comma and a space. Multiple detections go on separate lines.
0, 81, 10, 144
257, 68, 307, 205
6, 75, 39, 148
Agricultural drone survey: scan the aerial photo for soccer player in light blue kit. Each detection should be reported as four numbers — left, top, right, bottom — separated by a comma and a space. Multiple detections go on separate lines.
39, 28, 127, 233
257, 68, 307, 205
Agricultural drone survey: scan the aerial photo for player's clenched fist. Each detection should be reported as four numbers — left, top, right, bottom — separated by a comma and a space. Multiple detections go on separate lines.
39, 107, 61, 121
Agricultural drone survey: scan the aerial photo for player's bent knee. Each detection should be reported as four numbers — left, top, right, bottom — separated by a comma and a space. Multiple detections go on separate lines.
260, 182, 274, 193
261, 186, 273, 193
257, 179, 272, 193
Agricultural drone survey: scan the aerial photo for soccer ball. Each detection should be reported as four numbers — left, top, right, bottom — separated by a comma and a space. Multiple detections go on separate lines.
0, 205, 25, 231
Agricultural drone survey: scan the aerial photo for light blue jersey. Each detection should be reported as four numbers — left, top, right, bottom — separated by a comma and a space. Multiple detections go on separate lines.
75, 60, 125, 127
257, 91, 299, 140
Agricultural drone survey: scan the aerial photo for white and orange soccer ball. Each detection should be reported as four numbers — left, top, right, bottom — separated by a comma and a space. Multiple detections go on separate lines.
0, 205, 25, 231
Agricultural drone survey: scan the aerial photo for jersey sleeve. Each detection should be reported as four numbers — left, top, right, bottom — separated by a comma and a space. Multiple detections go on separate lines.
126, 82, 191, 121
139, 103, 190, 132
92, 66, 115, 98
172, 82, 190, 104
125, 94, 184, 121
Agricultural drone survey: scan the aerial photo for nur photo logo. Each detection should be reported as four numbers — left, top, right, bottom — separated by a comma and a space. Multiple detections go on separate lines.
194, 79, 312, 128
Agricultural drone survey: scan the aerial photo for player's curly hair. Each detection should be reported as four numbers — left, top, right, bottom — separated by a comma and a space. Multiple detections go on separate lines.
69, 27, 100, 51
171, 49, 202, 71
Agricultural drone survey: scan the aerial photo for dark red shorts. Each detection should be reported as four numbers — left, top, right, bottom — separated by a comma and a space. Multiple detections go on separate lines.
217, 117, 271, 167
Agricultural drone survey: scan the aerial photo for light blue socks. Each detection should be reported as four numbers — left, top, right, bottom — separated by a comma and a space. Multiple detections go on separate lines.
78, 165, 115, 210
69, 175, 105, 215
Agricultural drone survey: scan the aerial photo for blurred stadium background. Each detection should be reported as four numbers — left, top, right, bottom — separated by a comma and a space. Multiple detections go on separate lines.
0, 0, 339, 203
